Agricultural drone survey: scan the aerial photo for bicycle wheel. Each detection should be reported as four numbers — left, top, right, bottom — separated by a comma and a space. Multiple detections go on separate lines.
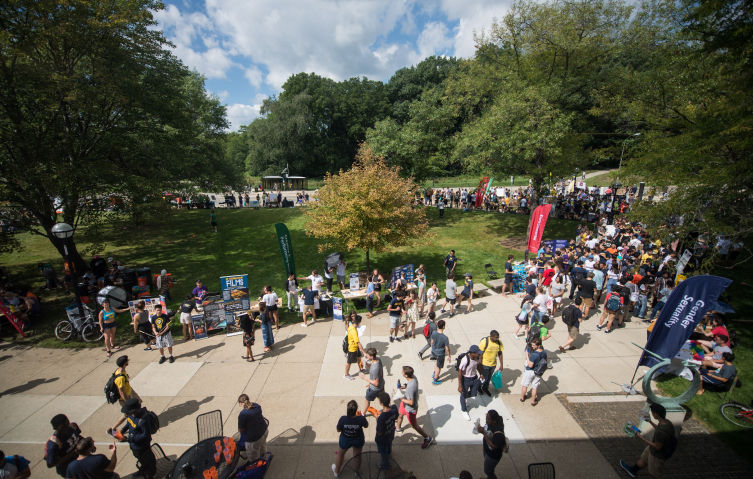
720, 403, 753, 429
54, 320, 74, 341
81, 323, 103, 342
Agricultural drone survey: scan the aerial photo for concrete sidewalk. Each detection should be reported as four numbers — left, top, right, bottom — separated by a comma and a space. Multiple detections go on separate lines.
0, 292, 654, 478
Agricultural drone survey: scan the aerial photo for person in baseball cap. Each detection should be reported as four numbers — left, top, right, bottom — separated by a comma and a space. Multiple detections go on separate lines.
458, 345, 484, 420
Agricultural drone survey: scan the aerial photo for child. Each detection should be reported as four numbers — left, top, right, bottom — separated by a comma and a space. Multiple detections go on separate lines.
514, 299, 533, 338
254, 302, 274, 352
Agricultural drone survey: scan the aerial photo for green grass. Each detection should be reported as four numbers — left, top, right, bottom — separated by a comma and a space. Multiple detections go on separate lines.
587, 171, 617, 186
0, 206, 576, 347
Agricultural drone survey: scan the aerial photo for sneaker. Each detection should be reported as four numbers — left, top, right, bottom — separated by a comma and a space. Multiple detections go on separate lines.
559, 346, 566, 353
619, 460, 636, 478
343, 375, 355, 381
432, 379, 442, 385
300, 322, 308, 327
596, 324, 604, 330
395, 336, 402, 342
421, 436, 433, 449
389, 336, 394, 343
449, 313, 454, 318
331, 463, 339, 477
462, 411, 471, 421
159, 356, 167, 364
604, 328, 612, 334
169, 356, 175, 363
143, 347, 152, 351
417, 352, 423, 360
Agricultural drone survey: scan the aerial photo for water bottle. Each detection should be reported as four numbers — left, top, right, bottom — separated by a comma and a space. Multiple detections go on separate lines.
397, 380, 401, 389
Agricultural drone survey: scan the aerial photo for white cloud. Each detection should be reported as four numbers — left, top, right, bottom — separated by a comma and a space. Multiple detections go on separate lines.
417, 21, 453, 58
244, 66, 263, 88
437, 0, 513, 58
226, 103, 262, 131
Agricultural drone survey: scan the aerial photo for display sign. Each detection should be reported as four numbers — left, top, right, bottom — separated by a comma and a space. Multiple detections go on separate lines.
221, 274, 249, 336
127, 297, 167, 324
390, 264, 415, 290
542, 239, 569, 252
333, 297, 343, 321
191, 314, 208, 340
349, 273, 360, 291
202, 296, 226, 331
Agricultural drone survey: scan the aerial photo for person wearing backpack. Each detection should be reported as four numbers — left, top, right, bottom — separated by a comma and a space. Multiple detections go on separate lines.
558, 298, 583, 353
0, 450, 30, 479
457, 345, 483, 421
477, 331, 504, 397
417, 311, 437, 360
45, 414, 82, 477
520, 338, 547, 406
344, 313, 365, 380
597, 289, 624, 334
113, 355, 139, 405
568, 260, 587, 300
620, 403, 677, 478
120, 398, 156, 479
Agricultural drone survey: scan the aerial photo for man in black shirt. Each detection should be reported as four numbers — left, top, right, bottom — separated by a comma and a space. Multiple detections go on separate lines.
569, 261, 587, 300
65, 437, 117, 479
120, 398, 155, 479
178, 293, 198, 340
374, 392, 398, 471
503, 255, 514, 295
578, 272, 597, 318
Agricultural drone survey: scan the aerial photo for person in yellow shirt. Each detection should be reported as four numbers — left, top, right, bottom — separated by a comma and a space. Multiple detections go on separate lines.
478, 330, 504, 396
344, 313, 366, 380
113, 355, 139, 404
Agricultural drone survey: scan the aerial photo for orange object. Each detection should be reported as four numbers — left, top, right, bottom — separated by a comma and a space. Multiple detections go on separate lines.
367, 406, 380, 417
213, 452, 220, 463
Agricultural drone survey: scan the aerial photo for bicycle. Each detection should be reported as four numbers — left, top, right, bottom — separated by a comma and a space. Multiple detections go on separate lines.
55, 303, 103, 342
720, 400, 753, 429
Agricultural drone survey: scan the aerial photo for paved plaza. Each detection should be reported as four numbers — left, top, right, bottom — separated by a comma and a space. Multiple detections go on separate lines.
0, 291, 744, 478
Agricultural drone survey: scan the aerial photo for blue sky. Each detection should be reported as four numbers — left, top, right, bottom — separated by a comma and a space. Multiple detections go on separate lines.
155, 0, 512, 130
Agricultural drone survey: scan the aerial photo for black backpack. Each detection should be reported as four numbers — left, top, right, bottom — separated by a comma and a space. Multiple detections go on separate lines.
342, 335, 349, 353
105, 373, 125, 404
533, 352, 548, 377
144, 410, 160, 435
561, 305, 577, 327
454, 352, 469, 371
527, 322, 543, 344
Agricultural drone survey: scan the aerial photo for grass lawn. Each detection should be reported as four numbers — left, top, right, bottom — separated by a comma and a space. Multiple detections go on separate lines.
587, 171, 617, 186
0, 205, 576, 348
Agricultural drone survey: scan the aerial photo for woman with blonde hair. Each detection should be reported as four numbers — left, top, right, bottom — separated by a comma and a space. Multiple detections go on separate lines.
237, 394, 268, 460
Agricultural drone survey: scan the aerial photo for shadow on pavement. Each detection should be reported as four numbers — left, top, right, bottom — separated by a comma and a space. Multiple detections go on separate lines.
175, 342, 224, 360
0, 377, 58, 396
269, 425, 316, 445
159, 396, 215, 426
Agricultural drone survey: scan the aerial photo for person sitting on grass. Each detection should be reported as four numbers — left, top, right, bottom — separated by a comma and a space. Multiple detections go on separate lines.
698, 352, 736, 395
700, 334, 732, 370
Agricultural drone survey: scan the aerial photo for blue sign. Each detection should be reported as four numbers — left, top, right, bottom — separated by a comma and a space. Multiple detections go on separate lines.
220, 274, 250, 309
333, 297, 343, 321
639, 275, 732, 368
542, 239, 569, 252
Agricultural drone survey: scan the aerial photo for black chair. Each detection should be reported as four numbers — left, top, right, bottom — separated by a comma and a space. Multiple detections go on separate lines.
196, 409, 223, 442
485, 263, 499, 279
135, 444, 174, 479
528, 462, 555, 478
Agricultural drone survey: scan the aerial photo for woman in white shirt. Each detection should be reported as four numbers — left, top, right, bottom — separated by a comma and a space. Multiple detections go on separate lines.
261, 286, 279, 330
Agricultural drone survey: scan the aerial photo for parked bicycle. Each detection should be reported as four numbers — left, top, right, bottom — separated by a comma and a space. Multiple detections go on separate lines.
54, 303, 102, 342
720, 400, 753, 429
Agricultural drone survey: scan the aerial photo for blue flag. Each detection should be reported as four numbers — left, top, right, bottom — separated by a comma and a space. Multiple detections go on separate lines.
639, 275, 732, 368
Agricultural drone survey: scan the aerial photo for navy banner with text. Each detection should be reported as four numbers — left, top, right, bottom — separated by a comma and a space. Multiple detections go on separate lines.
639, 275, 731, 368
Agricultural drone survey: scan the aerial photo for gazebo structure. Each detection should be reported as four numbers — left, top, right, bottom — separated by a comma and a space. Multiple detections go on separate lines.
287, 176, 308, 190
262, 175, 308, 191
261, 176, 283, 191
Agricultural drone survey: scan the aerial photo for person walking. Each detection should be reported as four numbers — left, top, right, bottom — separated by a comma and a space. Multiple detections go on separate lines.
210, 210, 217, 232
459, 273, 474, 313
619, 403, 677, 478
359, 348, 384, 416
120, 398, 156, 479
98, 299, 129, 358
404, 290, 419, 339
418, 311, 437, 360
65, 438, 117, 479
478, 331, 504, 396
475, 410, 508, 479
426, 282, 439, 316
440, 274, 457, 317
344, 314, 366, 380
443, 250, 458, 277
458, 345, 483, 421
503, 255, 515, 295
396, 366, 433, 449
559, 298, 583, 353
299, 284, 319, 327
332, 400, 368, 477
374, 392, 398, 471
237, 394, 269, 461
113, 355, 140, 405
365, 276, 376, 318
520, 338, 547, 406
150, 304, 176, 364
255, 302, 274, 352
178, 293, 198, 341
430, 319, 451, 385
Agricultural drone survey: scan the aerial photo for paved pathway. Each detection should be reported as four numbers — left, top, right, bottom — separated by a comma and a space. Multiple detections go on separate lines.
0, 291, 731, 478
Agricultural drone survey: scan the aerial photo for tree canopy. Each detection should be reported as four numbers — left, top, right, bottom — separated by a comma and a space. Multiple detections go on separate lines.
303, 144, 428, 270
0, 0, 241, 267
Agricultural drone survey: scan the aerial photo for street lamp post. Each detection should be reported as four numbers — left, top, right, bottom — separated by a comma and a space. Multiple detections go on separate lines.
52, 223, 84, 318
617, 133, 641, 182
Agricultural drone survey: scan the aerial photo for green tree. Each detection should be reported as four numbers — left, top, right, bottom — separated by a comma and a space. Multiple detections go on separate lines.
0, 0, 239, 271
386, 55, 460, 123
304, 144, 428, 270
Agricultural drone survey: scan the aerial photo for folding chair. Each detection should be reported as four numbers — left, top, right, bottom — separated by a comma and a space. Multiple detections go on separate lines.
135, 444, 175, 479
485, 263, 499, 279
528, 462, 555, 479
196, 409, 223, 442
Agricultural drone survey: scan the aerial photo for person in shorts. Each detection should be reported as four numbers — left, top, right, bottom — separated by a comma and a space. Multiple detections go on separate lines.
332, 400, 368, 477
440, 273, 457, 317
299, 284, 318, 327
396, 366, 432, 449
458, 273, 474, 313
502, 255, 515, 295
261, 285, 279, 330
178, 293, 197, 340
359, 348, 384, 416
426, 282, 439, 315
387, 291, 405, 343
150, 304, 176, 364
430, 320, 451, 385
520, 337, 546, 405
344, 314, 365, 379
558, 297, 583, 353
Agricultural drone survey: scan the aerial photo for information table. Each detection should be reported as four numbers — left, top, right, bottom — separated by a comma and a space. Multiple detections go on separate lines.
172, 436, 239, 479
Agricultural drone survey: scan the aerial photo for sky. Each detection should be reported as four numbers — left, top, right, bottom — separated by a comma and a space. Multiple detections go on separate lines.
155, 0, 513, 131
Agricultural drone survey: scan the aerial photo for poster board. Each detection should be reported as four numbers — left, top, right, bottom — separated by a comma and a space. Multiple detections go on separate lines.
221, 274, 249, 336
191, 314, 208, 340
333, 297, 343, 321
127, 297, 167, 324
349, 273, 359, 291
202, 296, 226, 331
542, 239, 569, 252
389, 264, 414, 290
